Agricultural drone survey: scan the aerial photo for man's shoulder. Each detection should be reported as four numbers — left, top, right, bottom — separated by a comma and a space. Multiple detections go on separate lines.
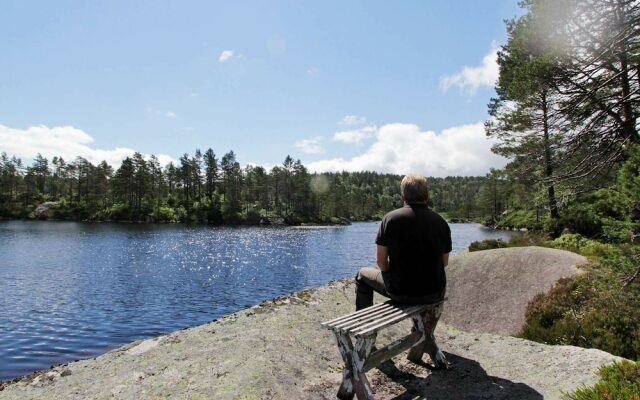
384, 208, 449, 233
384, 206, 447, 221
382, 206, 413, 222
384, 207, 408, 218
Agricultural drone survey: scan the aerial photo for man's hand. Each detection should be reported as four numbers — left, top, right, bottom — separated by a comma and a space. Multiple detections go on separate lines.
377, 245, 390, 272
443, 253, 449, 267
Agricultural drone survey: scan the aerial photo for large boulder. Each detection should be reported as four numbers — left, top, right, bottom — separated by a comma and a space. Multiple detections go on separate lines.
34, 202, 59, 219
442, 246, 587, 335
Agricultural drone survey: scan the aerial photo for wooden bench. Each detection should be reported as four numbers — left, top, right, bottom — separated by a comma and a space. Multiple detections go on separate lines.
321, 299, 447, 400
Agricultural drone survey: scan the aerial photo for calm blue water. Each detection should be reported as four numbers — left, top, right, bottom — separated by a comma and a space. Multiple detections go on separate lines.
0, 220, 515, 381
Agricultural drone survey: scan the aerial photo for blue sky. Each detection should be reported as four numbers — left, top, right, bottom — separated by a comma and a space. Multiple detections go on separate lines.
0, 1, 520, 176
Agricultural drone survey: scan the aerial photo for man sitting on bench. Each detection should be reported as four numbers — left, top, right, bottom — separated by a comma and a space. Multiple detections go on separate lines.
354, 174, 451, 368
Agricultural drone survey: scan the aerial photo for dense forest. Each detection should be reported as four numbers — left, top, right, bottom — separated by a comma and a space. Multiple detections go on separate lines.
0, 150, 492, 224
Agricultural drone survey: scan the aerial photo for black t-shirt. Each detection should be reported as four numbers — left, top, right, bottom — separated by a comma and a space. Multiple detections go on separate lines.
375, 203, 452, 296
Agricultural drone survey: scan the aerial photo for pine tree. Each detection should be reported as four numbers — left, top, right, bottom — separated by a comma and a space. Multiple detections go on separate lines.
203, 148, 218, 200
486, 9, 565, 220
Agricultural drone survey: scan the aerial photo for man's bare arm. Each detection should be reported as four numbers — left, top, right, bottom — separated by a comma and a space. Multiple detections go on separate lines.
443, 253, 449, 267
376, 245, 390, 272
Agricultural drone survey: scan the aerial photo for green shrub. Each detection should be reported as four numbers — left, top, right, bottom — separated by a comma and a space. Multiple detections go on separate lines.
564, 361, 640, 400
549, 234, 615, 259
495, 209, 543, 230
601, 218, 638, 244
49, 199, 73, 220
598, 245, 637, 275
97, 202, 131, 221
222, 209, 241, 225
242, 209, 262, 225
519, 264, 640, 360
468, 239, 508, 252
189, 198, 222, 223
508, 232, 549, 247
560, 203, 603, 238
154, 206, 178, 222
519, 275, 595, 347
591, 188, 630, 221
580, 294, 640, 360
173, 206, 188, 222
284, 214, 302, 226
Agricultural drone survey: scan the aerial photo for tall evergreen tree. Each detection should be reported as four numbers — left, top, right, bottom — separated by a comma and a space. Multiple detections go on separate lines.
220, 151, 242, 215
203, 148, 218, 200
486, 11, 564, 220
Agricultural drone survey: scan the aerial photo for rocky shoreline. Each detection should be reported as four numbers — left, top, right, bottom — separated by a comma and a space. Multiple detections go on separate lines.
0, 248, 623, 399
2, 213, 352, 227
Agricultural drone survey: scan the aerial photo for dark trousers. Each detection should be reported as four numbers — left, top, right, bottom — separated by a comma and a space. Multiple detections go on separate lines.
354, 267, 445, 310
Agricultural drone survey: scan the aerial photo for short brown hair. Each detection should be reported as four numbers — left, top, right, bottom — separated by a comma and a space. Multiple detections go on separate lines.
400, 175, 429, 203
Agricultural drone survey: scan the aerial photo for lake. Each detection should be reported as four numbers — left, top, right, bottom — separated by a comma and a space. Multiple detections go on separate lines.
0, 220, 516, 382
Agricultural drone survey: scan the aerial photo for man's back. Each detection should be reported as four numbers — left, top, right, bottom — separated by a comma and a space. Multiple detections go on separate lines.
353, 174, 451, 368
376, 203, 451, 296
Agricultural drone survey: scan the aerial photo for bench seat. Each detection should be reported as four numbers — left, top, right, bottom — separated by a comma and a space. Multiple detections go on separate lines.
322, 299, 447, 400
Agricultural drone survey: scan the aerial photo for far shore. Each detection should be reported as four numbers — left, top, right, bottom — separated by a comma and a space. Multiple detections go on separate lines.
0, 216, 354, 227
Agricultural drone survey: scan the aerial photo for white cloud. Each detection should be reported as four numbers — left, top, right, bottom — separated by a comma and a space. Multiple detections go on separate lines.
218, 50, 235, 63
0, 124, 176, 168
155, 154, 177, 166
246, 161, 275, 170
440, 45, 499, 95
294, 136, 324, 154
338, 115, 367, 126
332, 125, 377, 144
307, 67, 319, 77
147, 107, 178, 119
307, 122, 507, 177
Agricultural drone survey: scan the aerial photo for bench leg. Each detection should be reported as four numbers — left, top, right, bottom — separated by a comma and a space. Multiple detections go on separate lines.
352, 334, 376, 399
333, 332, 377, 400
407, 303, 446, 368
334, 332, 356, 400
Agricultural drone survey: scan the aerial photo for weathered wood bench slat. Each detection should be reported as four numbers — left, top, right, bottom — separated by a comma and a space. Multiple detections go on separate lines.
337, 306, 414, 332
353, 302, 444, 337
332, 306, 408, 331
321, 302, 393, 327
324, 303, 418, 330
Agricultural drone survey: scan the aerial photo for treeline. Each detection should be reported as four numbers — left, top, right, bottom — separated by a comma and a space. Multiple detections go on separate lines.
0, 150, 492, 224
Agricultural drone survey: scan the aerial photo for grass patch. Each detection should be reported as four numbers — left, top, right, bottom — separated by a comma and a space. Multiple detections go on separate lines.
563, 361, 640, 400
